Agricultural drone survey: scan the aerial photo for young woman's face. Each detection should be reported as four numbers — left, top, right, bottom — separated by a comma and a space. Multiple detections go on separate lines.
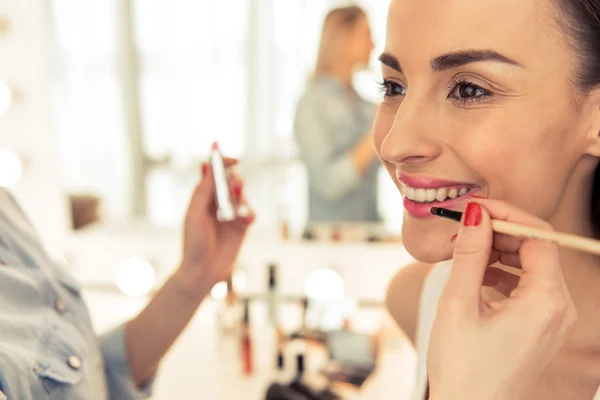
373, 0, 597, 263
348, 16, 374, 68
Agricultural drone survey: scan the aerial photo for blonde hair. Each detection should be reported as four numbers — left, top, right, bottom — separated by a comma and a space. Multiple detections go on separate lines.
314, 6, 366, 77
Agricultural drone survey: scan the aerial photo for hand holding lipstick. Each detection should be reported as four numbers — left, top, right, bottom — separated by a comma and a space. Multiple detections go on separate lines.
427, 199, 577, 400
125, 149, 256, 385
176, 152, 255, 294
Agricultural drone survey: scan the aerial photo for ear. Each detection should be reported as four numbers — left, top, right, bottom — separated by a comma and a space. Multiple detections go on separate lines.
584, 87, 600, 157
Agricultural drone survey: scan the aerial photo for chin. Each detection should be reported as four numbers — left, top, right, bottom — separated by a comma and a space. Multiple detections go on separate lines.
401, 218, 454, 264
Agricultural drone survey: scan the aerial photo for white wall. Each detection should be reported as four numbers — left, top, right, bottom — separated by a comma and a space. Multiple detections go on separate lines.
50, 0, 135, 221
0, 0, 70, 255
48, 1, 395, 229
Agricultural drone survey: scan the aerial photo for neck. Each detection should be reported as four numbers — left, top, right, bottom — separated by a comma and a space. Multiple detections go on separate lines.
547, 157, 600, 379
325, 63, 354, 88
549, 158, 597, 239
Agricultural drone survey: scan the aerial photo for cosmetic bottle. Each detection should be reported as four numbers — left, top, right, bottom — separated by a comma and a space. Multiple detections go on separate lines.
330, 225, 341, 242
266, 349, 310, 399
273, 349, 288, 383
280, 221, 290, 240
241, 299, 254, 375
288, 353, 323, 400
218, 276, 241, 335
301, 297, 309, 331
267, 263, 279, 326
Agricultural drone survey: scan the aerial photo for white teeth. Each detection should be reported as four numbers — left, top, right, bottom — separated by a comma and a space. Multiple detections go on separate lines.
436, 187, 448, 202
415, 188, 427, 202
401, 183, 473, 203
426, 189, 437, 202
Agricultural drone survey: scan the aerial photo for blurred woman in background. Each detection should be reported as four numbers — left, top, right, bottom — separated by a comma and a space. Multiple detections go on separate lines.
294, 5, 381, 223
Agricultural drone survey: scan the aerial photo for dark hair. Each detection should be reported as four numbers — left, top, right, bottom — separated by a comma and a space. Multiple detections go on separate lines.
555, 0, 600, 236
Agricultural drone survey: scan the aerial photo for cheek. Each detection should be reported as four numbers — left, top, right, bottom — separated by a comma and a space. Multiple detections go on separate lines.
441, 114, 518, 198
450, 111, 576, 217
502, 123, 578, 217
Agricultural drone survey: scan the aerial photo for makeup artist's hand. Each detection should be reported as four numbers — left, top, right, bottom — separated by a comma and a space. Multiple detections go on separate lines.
427, 199, 577, 400
176, 158, 255, 294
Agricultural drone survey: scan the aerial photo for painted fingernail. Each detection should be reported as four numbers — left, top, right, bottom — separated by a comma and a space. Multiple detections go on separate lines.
464, 202, 482, 227
232, 184, 242, 200
201, 163, 208, 177
450, 234, 458, 243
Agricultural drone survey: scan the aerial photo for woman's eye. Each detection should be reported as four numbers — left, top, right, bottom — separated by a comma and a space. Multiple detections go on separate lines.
379, 80, 407, 97
450, 82, 489, 101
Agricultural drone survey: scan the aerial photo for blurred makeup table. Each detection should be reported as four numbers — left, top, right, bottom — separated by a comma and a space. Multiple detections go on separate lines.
63, 221, 418, 399
84, 290, 417, 400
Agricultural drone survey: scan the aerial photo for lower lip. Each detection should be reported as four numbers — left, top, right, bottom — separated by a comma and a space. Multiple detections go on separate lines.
403, 190, 480, 218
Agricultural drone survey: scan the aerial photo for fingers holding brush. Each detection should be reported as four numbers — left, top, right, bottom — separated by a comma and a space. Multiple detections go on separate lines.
488, 248, 521, 269
482, 265, 521, 297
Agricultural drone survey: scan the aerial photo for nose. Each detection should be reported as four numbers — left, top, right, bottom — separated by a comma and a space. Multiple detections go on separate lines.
379, 96, 442, 167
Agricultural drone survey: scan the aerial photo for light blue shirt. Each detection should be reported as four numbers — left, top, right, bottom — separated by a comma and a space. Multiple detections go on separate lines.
0, 188, 153, 399
294, 75, 381, 222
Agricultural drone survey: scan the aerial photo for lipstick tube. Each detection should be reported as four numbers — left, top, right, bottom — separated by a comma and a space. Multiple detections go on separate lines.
209, 142, 236, 222
241, 299, 253, 375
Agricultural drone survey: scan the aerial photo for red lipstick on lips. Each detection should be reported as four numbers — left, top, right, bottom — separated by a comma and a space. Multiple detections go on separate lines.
398, 173, 480, 218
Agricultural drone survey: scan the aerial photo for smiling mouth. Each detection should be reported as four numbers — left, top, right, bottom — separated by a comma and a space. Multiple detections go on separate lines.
399, 183, 479, 204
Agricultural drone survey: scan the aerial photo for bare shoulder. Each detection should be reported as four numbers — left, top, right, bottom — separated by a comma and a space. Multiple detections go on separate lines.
385, 261, 434, 347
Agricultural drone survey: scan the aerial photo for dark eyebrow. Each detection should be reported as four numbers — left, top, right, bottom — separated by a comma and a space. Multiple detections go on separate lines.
379, 53, 402, 73
379, 49, 521, 74
431, 49, 521, 72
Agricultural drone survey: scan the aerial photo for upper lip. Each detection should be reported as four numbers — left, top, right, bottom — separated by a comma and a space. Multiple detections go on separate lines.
397, 173, 478, 189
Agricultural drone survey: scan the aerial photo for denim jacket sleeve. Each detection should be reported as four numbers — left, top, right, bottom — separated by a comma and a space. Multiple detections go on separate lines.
100, 324, 155, 400
0, 188, 156, 400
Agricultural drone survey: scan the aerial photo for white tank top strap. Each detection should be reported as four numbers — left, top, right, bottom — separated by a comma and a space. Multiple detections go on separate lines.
412, 260, 452, 400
